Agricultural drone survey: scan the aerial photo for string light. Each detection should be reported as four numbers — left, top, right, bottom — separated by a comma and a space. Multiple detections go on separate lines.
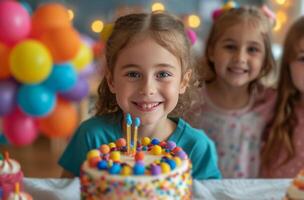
275, 0, 287, 5
91, 20, 104, 33
151, 2, 165, 11
188, 14, 201, 28
67, 9, 74, 21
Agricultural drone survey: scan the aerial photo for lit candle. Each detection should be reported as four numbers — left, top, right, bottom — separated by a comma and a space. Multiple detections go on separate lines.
133, 117, 140, 154
15, 182, 20, 196
126, 113, 132, 154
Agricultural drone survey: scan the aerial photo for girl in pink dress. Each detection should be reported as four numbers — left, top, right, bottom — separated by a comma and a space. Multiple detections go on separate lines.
261, 17, 304, 178
184, 6, 277, 178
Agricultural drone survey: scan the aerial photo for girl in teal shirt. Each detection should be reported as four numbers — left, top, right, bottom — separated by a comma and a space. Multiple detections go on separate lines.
59, 12, 221, 180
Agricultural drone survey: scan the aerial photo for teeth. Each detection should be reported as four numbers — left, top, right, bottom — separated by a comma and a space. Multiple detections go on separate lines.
137, 103, 159, 109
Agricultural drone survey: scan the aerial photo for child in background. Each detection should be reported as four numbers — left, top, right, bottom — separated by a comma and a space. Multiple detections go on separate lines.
59, 12, 221, 180
184, 6, 277, 178
261, 17, 304, 178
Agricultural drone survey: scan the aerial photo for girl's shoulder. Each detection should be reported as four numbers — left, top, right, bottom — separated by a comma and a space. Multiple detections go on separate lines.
253, 85, 277, 105
78, 112, 122, 134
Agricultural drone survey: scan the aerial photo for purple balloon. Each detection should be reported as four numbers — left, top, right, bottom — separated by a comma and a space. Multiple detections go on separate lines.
59, 77, 89, 102
78, 62, 97, 79
0, 79, 18, 116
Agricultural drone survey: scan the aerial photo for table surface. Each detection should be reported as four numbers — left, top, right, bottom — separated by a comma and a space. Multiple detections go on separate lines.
23, 178, 291, 200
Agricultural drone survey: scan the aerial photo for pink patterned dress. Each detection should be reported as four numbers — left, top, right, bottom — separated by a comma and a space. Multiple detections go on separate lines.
260, 104, 304, 178
184, 85, 276, 178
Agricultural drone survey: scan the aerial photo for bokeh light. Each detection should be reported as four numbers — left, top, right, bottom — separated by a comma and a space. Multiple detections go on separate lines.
151, 2, 165, 11
91, 20, 104, 33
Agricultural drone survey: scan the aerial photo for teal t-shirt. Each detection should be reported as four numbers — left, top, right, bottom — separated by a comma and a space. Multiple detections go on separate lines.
58, 112, 221, 180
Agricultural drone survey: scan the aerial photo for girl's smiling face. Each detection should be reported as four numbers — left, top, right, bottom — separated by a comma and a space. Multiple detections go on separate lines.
107, 36, 190, 126
208, 23, 266, 88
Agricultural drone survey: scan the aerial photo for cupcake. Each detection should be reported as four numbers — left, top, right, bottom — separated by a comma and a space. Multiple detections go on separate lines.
0, 152, 24, 200
7, 183, 32, 200
285, 169, 304, 200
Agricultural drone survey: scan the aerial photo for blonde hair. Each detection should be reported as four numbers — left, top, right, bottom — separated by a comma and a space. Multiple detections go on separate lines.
261, 17, 304, 169
201, 6, 275, 90
95, 12, 194, 116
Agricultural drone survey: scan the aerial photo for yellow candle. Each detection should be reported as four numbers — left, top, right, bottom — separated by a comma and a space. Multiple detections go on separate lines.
126, 113, 132, 154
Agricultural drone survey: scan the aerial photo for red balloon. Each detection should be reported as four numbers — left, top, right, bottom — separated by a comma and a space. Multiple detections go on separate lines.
3, 107, 39, 146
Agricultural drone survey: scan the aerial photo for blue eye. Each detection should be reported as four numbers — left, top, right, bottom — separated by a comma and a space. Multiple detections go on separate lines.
248, 46, 259, 53
156, 71, 171, 78
126, 71, 141, 78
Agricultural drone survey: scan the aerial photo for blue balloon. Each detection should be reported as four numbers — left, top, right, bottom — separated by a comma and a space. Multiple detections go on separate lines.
43, 63, 77, 92
17, 84, 56, 117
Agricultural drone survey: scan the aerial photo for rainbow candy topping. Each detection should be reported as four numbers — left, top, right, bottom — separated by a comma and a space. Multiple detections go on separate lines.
80, 137, 192, 200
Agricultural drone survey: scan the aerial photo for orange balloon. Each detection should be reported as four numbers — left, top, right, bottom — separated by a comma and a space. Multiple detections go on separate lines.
38, 99, 79, 138
39, 27, 81, 63
31, 3, 71, 36
0, 42, 11, 79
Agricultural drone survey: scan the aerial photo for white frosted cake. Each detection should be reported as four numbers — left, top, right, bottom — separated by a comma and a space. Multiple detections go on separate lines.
285, 169, 304, 200
80, 137, 192, 200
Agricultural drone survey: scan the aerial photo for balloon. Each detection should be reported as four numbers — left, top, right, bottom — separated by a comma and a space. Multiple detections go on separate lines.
31, 3, 71, 36
0, 79, 18, 116
81, 34, 95, 47
10, 39, 53, 84
3, 108, 38, 146
79, 63, 97, 79
59, 77, 89, 102
39, 99, 78, 138
100, 24, 113, 42
186, 29, 197, 45
72, 43, 93, 71
0, 1, 31, 45
39, 27, 81, 63
20, 0, 33, 15
17, 84, 56, 117
43, 63, 77, 92
0, 42, 10, 79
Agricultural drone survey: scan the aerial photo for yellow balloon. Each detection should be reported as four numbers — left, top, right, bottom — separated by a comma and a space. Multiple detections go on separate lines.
10, 40, 53, 84
72, 43, 93, 71
100, 23, 113, 42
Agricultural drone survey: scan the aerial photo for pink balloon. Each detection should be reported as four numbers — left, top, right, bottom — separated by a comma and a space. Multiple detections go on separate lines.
3, 107, 39, 146
0, 1, 31, 45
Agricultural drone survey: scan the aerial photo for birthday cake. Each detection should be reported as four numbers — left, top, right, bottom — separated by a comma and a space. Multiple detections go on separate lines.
80, 136, 192, 200
285, 169, 304, 200
0, 152, 24, 200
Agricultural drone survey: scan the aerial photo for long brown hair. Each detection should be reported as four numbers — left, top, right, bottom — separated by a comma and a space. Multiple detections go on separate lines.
200, 6, 275, 91
95, 12, 195, 116
261, 17, 304, 169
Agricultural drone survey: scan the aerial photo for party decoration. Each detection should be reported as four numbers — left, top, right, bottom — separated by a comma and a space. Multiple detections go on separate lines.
0, 42, 10, 79
0, 2, 94, 146
0, 1, 31, 45
17, 84, 56, 117
59, 77, 89, 102
10, 39, 52, 84
3, 108, 38, 146
39, 27, 81, 63
100, 24, 113, 42
38, 99, 78, 138
43, 63, 77, 92
31, 3, 71, 36
0, 79, 18, 116
72, 43, 93, 71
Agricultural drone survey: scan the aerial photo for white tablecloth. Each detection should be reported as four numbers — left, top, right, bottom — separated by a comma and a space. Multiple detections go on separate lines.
23, 178, 291, 200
